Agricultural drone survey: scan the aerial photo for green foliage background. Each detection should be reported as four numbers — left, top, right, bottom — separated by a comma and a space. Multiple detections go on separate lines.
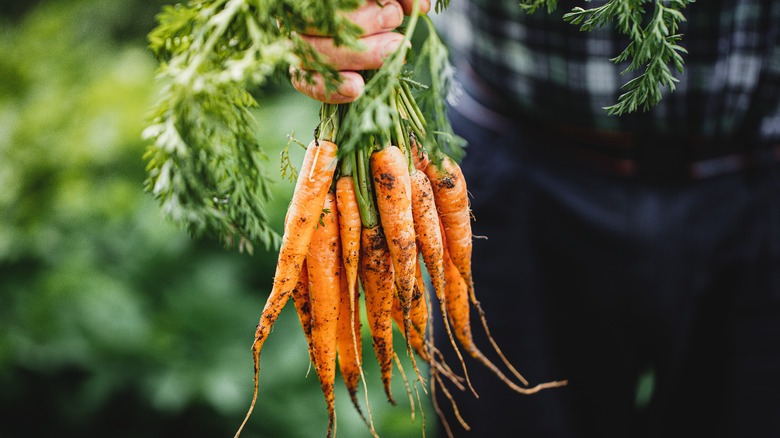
0, 0, 433, 436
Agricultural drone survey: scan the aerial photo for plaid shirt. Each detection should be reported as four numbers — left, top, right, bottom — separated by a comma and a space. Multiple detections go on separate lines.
440, 0, 780, 147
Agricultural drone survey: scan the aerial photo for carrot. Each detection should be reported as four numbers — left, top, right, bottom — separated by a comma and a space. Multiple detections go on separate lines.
392, 284, 430, 363
307, 192, 342, 438
359, 225, 396, 404
291, 263, 315, 366
425, 156, 472, 294
335, 174, 367, 413
410, 138, 430, 172
370, 146, 421, 380
426, 156, 533, 386
410, 259, 429, 336
442, 230, 567, 395
336, 261, 363, 414
336, 175, 362, 306
394, 271, 467, 393
235, 139, 337, 438
409, 167, 475, 395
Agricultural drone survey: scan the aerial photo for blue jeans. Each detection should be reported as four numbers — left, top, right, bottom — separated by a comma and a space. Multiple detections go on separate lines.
433, 94, 780, 437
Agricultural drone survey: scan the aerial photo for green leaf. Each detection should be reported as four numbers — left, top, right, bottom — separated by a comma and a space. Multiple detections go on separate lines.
524, 0, 694, 115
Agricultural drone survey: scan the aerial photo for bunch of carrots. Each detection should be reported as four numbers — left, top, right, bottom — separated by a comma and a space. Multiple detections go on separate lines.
141, 0, 565, 435
233, 81, 566, 438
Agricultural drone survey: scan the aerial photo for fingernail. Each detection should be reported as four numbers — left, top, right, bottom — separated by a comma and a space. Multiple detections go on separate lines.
377, 2, 402, 30
338, 82, 364, 100
332, 94, 355, 103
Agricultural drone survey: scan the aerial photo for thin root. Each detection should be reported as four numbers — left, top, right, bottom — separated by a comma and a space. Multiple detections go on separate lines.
350, 284, 379, 437
425, 266, 478, 397
234, 343, 262, 438
430, 363, 455, 438
423, 343, 466, 392
511, 379, 569, 394
468, 280, 530, 387
435, 371, 470, 431
394, 352, 416, 422
415, 374, 427, 437
404, 315, 428, 394
437, 299, 478, 396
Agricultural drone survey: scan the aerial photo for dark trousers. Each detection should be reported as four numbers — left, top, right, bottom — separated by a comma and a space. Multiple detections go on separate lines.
433, 103, 780, 438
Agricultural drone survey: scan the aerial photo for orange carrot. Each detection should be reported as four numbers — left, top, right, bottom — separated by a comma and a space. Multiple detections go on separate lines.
396, 269, 467, 393
425, 156, 472, 293
410, 258, 429, 337
410, 138, 430, 172
291, 263, 315, 366
334, 174, 366, 407
235, 139, 337, 438
392, 285, 430, 363
336, 261, 363, 414
336, 176, 362, 303
370, 146, 419, 377
409, 168, 475, 395
307, 192, 342, 438
359, 225, 396, 404
427, 156, 533, 386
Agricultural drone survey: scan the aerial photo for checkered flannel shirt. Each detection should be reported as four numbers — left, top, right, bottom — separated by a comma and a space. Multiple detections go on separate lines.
439, 0, 780, 146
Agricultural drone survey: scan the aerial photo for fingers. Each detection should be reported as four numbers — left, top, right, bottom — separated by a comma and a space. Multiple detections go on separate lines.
303, 0, 404, 37
299, 32, 406, 71
302, 0, 430, 37
350, 0, 404, 35
398, 0, 431, 15
292, 31, 409, 103
290, 67, 365, 104
290, 0, 428, 103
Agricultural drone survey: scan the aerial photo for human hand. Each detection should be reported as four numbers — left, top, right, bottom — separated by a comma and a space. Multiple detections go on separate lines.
290, 0, 431, 104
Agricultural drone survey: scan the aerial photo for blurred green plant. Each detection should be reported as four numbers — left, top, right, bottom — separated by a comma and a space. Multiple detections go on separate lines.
0, 1, 433, 437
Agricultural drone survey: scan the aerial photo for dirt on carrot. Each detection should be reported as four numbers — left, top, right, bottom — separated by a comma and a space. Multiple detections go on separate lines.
307, 192, 342, 438
371, 145, 421, 381
359, 225, 396, 405
234, 139, 338, 438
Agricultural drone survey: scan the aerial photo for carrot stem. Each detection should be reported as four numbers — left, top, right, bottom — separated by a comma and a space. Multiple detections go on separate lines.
399, 82, 426, 136
354, 147, 378, 228
319, 103, 341, 143
390, 94, 405, 150
392, 89, 416, 176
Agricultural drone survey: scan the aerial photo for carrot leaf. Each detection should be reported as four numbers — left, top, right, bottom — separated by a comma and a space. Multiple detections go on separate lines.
281, 132, 305, 183
521, 0, 694, 115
